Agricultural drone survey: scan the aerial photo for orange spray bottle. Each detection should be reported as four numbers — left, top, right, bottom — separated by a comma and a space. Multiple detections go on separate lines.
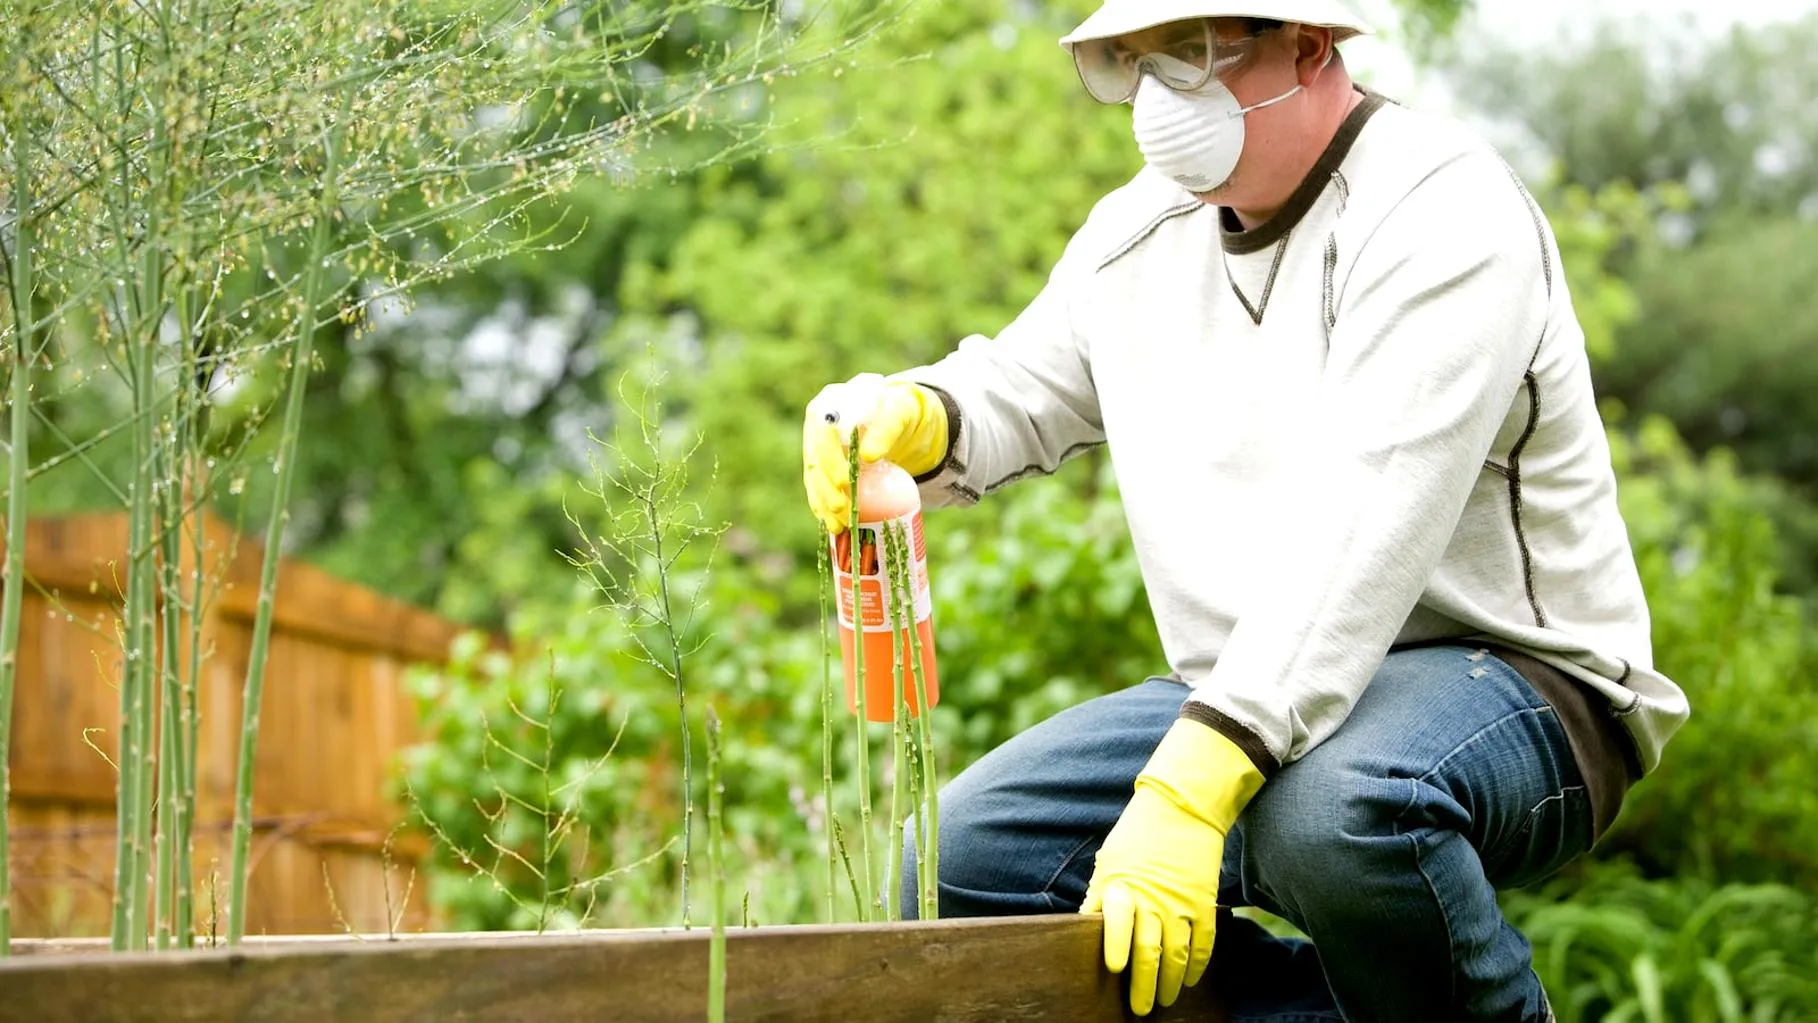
828, 383, 940, 723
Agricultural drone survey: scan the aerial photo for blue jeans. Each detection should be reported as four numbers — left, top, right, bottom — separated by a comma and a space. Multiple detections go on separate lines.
901, 645, 1588, 1022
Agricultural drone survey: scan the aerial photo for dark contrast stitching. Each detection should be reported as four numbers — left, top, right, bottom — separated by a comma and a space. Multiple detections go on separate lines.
1506, 371, 1548, 628
1482, 460, 1513, 481
1500, 161, 1554, 297
1497, 154, 1560, 625
1179, 702, 1281, 776
1228, 231, 1292, 326
1322, 171, 1350, 338
1098, 200, 1203, 272
982, 440, 1105, 496
1616, 659, 1633, 686
1322, 232, 1339, 332
1498, 150, 1558, 628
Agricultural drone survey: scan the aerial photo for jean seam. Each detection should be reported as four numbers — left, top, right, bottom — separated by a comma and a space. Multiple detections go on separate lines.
1515, 785, 1586, 832
1402, 699, 1564, 1019
1041, 831, 1104, 903
1493, 785, 1591, 888
1408, 822, 1460, 1016
1415, 705, 1553, 788
1493, 784, 1587, 861
1424, 701, 1582, 871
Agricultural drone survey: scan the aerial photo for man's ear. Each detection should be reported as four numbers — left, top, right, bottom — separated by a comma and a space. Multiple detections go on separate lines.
1293, 25, 1336, 85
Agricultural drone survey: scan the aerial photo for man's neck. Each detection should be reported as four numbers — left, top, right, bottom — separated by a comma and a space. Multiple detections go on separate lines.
1223, 84, 1364, 232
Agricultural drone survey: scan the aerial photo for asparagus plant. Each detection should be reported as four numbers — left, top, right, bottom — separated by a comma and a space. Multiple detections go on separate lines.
0, 97, 37, 954
706, 706, 727, 1022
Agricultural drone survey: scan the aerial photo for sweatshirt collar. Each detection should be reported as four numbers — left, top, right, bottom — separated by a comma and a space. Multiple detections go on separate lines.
1219, 88, 1387, 255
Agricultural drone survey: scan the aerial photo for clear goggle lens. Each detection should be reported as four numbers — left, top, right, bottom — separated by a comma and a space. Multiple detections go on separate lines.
1071, 20, 1259, 104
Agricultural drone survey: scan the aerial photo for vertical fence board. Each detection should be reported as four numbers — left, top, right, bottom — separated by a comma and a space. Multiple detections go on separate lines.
4, 513, 471, 938
12, 591, 123, 804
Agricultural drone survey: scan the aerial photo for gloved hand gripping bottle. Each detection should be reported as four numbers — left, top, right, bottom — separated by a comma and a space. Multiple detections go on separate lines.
825, 378, 941, 723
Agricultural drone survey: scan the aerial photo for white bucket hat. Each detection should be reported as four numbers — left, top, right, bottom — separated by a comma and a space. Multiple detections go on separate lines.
1058, 0, 1373, 48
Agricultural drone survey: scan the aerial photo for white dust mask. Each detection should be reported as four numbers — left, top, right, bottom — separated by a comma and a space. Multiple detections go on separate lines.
1130, 55, 1303, 194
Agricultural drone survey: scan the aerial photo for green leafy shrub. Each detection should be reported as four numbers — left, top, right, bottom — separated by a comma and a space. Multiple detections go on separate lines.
400, 607, 681, 931
1506, 860, 1818, 1023
398, 457, 1159, 929
1598, 415, 1818, 884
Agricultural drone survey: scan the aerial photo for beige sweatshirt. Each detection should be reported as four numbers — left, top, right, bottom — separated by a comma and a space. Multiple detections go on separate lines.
901, 92, 1688, 777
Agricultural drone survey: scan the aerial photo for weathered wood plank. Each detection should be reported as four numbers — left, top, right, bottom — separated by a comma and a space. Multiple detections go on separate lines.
8, 510, 490, 936
0, 917, 1230, 1022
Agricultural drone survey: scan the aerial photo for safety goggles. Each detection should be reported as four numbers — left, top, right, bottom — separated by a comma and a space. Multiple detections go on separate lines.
1071, 18, 1269, 105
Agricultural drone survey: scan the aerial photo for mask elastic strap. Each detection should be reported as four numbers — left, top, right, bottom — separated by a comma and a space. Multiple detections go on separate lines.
1231, 82, 1303, 119
1228, 45, 1331, 116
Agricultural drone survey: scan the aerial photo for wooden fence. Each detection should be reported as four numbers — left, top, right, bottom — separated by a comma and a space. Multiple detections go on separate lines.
5, 511, 473, 938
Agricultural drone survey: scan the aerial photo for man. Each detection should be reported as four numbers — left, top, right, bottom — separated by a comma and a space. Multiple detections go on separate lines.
800, 2, 1689, 1019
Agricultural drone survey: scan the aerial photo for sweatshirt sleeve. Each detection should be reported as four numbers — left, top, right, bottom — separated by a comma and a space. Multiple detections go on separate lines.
1182, 155, 1555, 772
892, 207, 1115, 508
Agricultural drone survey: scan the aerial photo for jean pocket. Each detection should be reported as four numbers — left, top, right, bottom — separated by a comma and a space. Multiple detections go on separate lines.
1484, 784, 1593, 889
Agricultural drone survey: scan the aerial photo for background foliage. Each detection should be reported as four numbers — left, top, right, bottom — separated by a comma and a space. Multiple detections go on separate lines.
332, 4, 1818, 1018
18, 0, 1818, 1016
402, 6, 1818, 1018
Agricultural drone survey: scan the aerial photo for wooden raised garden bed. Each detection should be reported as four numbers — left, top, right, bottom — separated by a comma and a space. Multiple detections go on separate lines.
1, 916, 1230, 1022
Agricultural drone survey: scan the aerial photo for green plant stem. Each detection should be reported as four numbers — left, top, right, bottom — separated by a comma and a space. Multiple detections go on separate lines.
227, 109, 347, 945
175, 328, 204, 950
909, 725, 929, 920
846, 443, 873, 920
153, 374, 192, 949
126, 0, 186, 949
537, 672, 556, 934
830, 814, 865, 921
884, 521, 910, 922
155, 476, 181, 950
817, 528, 836, 924
148, 192, 177, 958
0, 108, 35, 955
705, 707, 726, 1023
902, 527, 939, 921
102, 9, 144, 943
887, 517, 935, 921
154, 629, 177, 950
120, 258, 163, 952
646, 501, 692, 930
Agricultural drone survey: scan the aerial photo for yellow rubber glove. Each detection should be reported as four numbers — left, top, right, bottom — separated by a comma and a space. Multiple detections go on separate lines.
802, 376, 949, 534
1082, 719, 1267, 1016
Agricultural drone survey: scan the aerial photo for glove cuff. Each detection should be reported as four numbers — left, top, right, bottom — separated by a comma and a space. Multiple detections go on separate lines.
1137, 719, 1267, 834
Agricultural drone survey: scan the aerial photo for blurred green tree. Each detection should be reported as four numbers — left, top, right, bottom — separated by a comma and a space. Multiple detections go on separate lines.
1444, 14, 1818, 231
